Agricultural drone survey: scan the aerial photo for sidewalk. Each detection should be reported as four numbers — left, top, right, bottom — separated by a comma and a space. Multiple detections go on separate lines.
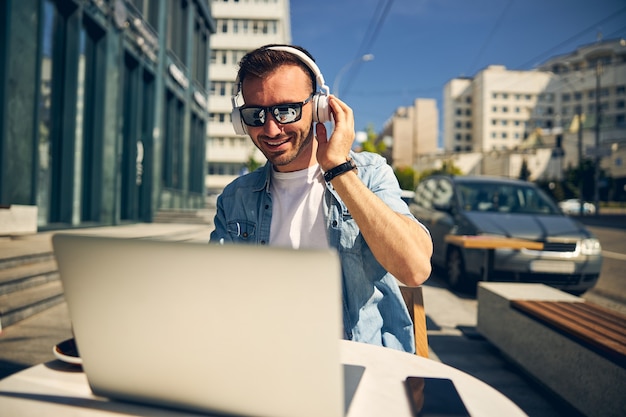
0, 223, 569, 417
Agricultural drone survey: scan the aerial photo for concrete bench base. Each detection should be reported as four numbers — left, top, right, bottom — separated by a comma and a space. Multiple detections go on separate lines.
0, 205, 38, 236
477, 282, 626, 417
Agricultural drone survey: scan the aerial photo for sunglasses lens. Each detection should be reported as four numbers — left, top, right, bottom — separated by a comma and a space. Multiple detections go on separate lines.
240, 108, 266, 126
272, 104, 301, 124
240, 97, 309, 127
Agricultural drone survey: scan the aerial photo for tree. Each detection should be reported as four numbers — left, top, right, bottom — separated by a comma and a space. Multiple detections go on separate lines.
416, 160, 463, 183
518, 159, 531, 181
360, 124, 386, 155
394, 166, 416, 191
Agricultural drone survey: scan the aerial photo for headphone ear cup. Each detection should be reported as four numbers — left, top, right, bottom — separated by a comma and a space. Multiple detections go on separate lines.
231, 90, 248, 135
231, 107, 248, 135
312, 93, 331, 123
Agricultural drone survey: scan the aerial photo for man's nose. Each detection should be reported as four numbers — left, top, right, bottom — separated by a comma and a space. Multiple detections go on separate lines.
262, 114, 284, 136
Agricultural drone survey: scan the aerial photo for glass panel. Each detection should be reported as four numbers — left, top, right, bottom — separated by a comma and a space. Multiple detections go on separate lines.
72, 27, 86, 224
37, 0, 56, 225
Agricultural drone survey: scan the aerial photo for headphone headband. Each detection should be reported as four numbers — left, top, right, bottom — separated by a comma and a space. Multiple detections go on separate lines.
231, 45, 332, 135
265, 46, 330, 96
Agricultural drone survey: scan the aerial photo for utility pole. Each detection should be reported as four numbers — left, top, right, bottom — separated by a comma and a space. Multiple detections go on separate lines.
577, 105, 584, 216
593, 61, 603, 215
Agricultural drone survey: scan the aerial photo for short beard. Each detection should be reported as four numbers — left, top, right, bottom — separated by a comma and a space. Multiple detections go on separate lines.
270, 125, 314, 168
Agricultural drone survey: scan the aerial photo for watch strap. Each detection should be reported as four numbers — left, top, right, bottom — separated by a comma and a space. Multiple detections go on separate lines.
323, 159, 357, 182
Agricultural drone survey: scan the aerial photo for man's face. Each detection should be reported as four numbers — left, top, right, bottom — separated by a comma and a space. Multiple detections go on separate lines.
241, 64, 315, 172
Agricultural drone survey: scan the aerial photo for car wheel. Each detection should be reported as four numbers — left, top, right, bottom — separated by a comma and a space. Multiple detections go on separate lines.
446, 247, 465, 290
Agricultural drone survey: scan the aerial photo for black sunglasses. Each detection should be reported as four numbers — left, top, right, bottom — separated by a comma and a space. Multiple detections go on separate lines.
239, 94, 314, 127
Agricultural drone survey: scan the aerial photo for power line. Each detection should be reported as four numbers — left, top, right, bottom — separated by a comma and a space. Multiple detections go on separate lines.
515, 5, 626, 69
342, 0, 395, 97
467, 0, 515, 75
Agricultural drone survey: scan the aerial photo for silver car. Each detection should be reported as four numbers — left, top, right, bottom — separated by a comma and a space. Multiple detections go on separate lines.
408, 175, 602, 294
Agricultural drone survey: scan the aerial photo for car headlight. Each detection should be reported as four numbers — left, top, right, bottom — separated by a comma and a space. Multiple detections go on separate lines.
580, 238, 601, 255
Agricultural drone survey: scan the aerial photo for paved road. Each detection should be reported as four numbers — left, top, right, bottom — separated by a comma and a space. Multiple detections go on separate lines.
580, 220, 626, 315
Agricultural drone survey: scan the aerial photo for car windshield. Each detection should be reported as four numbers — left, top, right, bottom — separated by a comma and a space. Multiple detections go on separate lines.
457, 181, 560, 215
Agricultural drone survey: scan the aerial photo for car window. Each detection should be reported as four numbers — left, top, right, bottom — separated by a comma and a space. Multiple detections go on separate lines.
414, 179, 436, 209
458, 181, 559, 214
415, 178, 454, 210
432, 179, 453, 208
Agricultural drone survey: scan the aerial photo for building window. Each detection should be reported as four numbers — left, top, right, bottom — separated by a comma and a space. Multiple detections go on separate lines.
167, 0, 189, 63
192, 15, 209, 87
129, 0, 159, 31
189, 113, 205, 193
163, 91, 184, 189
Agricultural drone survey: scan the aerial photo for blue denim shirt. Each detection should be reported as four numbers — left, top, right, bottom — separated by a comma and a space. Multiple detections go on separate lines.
210, 151, 421, 353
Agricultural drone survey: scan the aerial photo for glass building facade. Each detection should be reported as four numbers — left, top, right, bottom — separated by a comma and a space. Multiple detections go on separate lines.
0, 0, 215, 230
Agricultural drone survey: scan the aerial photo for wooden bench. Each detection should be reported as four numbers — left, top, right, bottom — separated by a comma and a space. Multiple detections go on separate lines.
477, 282, 626, 417
511, 299, 626, 368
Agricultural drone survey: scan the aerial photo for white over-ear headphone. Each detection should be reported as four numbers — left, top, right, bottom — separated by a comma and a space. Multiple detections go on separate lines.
231, 46, 331, 135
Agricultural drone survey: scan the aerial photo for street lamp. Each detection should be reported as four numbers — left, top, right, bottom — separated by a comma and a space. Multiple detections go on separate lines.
332, 54, 374, 97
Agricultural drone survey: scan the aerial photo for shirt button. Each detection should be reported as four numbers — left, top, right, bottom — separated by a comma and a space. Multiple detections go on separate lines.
260, 240, 266, 245
264, 204, 269, 209
332, 220, 338, 227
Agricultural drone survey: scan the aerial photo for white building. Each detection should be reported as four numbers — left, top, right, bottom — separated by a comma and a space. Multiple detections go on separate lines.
444, 65, 551, 153
533, 38, 626, 183
438, 38, 626, 197
206, 0, 291, 193
378, 99, 438, 168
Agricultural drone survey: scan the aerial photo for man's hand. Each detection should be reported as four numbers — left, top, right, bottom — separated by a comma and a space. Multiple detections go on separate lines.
315, 96, 355, 171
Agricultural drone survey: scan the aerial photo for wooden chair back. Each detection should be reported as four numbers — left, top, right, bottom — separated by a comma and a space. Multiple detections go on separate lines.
399, 286, 429, 357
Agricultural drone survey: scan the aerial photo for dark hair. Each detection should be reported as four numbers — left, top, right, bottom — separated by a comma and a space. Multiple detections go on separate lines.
236, 44, 317, 93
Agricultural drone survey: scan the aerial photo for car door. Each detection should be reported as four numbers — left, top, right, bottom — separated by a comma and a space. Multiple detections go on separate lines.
411, 178, 455, 266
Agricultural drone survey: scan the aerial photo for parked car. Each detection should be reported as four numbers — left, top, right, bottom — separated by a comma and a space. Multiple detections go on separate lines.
407, 175, 602, 294
558, 199, 596, 215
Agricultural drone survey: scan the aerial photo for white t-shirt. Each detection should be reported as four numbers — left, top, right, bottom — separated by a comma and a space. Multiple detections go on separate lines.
269, 164, 329, 249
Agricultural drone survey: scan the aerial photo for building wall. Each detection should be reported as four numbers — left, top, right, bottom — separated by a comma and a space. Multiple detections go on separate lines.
378, 98, 438, 168
206, 0, 291, 193
0, 0, 215, 230
443, 78, 472, 152
442, 39, 625, 185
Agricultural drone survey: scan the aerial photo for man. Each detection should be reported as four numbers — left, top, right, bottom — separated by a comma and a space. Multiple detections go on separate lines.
210, 44, 433, 353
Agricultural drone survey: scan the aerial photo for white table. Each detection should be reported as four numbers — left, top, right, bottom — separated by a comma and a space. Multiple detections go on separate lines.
0, 340, 526, 417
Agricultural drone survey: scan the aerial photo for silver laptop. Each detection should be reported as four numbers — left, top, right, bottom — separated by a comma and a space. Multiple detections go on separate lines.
52, 233, 351, 417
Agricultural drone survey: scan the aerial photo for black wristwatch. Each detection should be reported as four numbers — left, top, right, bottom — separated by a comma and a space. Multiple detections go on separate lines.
323, 159, 357, 183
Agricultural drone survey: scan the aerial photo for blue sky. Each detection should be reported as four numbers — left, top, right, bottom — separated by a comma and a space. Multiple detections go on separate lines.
289, 0, 626, 139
